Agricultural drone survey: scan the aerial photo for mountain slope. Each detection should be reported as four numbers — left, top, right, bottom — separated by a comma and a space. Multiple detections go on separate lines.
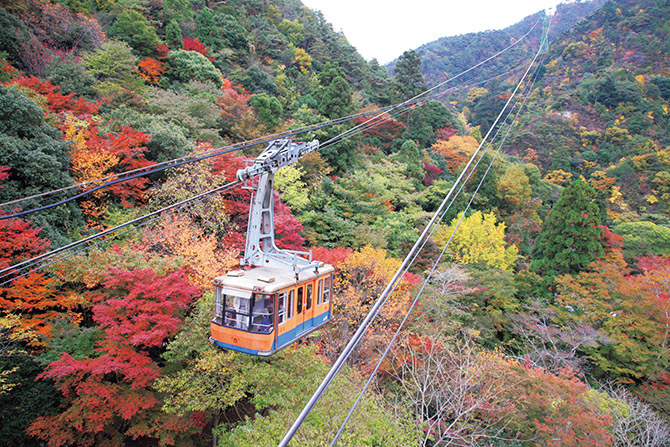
388, 0, 607, 87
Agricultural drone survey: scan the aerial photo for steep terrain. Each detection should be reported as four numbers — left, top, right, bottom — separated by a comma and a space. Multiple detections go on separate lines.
0, 0, 669, 446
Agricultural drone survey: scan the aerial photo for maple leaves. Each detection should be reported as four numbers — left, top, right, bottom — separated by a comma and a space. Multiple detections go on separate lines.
28, 268, 199, 446
315, 245, 416, 370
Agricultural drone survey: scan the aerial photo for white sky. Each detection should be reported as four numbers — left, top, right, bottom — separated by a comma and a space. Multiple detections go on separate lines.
301, 0, 572, 64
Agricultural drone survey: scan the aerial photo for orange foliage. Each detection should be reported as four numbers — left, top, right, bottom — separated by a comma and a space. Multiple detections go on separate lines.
0, 211, 79, 349
432, 135, 479, 174
217, 78, 263, 142
315, 245, 416, 371
142, 214, 239, 290
0, 273, 80, 348
63, 115, 151, 225
136, 58, 165, 85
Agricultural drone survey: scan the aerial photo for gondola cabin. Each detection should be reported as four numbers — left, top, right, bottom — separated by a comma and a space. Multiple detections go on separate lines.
210, 264, 334, 356
210, 139, 332, 356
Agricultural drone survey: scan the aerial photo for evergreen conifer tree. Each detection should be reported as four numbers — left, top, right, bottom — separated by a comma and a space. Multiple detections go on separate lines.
531, 179, 604, 278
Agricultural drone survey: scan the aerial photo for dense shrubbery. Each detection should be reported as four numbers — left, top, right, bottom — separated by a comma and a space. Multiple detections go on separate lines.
1, 0, 670, 445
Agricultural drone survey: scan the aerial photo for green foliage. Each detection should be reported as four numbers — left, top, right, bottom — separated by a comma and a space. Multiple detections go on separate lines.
277, 19, 304, 46
532, 180, 604, 278
165, 20, 183, 50
0, 85, 83, 245
196, 9, 248, 53
392, 49, 426, 100
0, 353, 61, 447
164, 50, 223, 87
161, 0, 192, 24
393, 139, 425, 183
0, 8, 34, 72
46, 59, 96, 98
318, 75, 353, 119
108, 9, 160, 57
275, 165, 310, 212
239, 65, 278, 95
613, 221, 670, 261
103, 106, 193, 163
650, 76, 670, 100
37, 319, 102, 366
82, 39, 141, 100
216, 346, 416, 447
142, 82, 222, 143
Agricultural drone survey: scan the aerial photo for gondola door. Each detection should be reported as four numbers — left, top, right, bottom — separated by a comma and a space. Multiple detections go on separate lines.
295, 285, 306, 335
303, 283, 314, 330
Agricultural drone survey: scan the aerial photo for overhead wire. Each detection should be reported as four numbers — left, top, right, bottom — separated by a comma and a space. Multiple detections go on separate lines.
0, 107, 400, 220
277, 16, 548, 447
0, 180, 240, 281
0, 16, 542, 284
329, 38, 550, 446
0, 18, 540, 290
1, 17, 539, 222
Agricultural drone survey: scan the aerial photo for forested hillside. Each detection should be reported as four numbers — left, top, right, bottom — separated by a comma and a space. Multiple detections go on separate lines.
389, 0, 607, 87
1, 0, 669, 446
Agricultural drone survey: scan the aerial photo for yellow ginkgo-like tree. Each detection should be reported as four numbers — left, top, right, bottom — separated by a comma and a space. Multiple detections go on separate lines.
435, 211, 518, 271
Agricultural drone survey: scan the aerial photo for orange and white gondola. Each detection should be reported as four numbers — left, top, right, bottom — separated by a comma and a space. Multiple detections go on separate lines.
209, 139, 334, 356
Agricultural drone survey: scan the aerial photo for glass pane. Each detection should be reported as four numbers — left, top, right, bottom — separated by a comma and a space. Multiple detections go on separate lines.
251, 294, 274, 333
214, 287, 223, 324
317, 279, 323, 305
224, 295, 251, 330
278, 292, 286, 324
297, 287, 303, 313
288, 290, 294, 319
306, 284, 313, 310
324, 276, 331, 303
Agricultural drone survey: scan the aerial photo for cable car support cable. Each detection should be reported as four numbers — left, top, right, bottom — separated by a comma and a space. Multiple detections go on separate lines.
278, 17, 549, 447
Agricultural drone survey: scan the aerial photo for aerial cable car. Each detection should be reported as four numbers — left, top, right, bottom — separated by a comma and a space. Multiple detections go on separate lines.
210, 139, 335, 356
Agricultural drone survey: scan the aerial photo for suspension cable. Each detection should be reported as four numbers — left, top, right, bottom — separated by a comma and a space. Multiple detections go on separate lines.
329, 42, 549, 446
277, 19, 546, 447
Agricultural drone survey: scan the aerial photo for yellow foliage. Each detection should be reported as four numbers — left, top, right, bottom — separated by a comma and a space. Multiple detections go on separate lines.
589, 171, 616, 191
292, 48, 312, 74
543, 170, 573, 186
320, 245, 416, 370
144, 215, 238, 290
465, 87, 488, 104
435, 211, 518, 271
496, 164, 531, 208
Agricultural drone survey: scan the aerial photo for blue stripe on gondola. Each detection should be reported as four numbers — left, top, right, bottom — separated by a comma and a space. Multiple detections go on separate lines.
211, 310, 332, 356
277, 311, 331, 348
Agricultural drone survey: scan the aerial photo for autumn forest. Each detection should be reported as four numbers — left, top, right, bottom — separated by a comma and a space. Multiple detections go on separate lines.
1, 0, 670, 445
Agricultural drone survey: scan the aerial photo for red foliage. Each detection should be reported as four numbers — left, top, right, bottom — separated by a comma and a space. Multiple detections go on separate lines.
182, 37, 213, 61
423, 161, 442, 186
434, 126, 457, 141
156, 44, 169, 59
217, 78, 261, 141
70, 120, 152, 209
354, 113, 405, 151
1, 60, 18, 78
309, 246, 354, 269
517, 366, 614, 447
637, 255, 670, 273
7, 75, 102, 116
274, 195, 305, 250
28, 268, 199, 446
207, 148, 248, 181
0, 217, 49, 271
